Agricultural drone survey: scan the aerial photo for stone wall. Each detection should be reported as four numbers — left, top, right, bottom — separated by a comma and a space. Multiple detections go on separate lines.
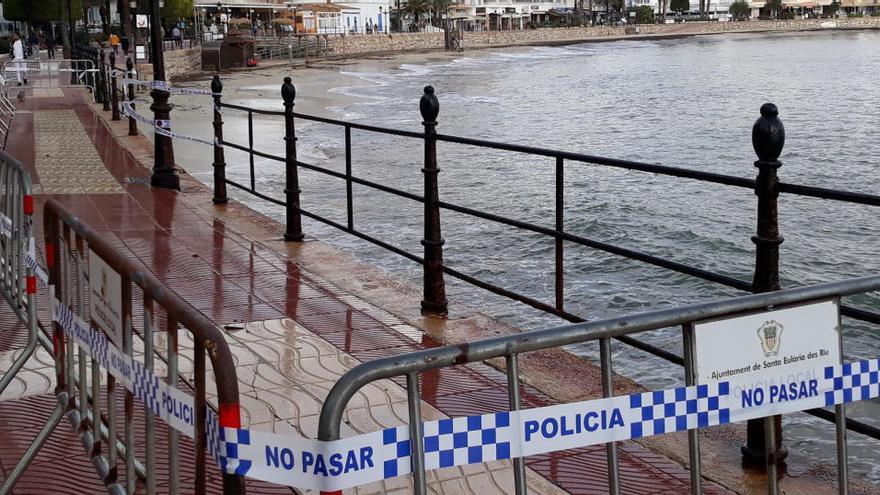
326, 17, 880, 57
135, 48, 200, 81
329, 32, 445, 56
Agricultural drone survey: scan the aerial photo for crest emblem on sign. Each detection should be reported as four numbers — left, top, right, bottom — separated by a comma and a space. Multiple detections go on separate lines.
757, 320, 783, 357
100, 268, 108, 301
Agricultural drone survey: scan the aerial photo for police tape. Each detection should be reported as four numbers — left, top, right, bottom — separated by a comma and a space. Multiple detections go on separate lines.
45, 281, 880, 491
52, 299, 200, 438
122, 78, 220, 96
0, 213, 49, 285
3, 66, 100, 73
121, 100, 217, 147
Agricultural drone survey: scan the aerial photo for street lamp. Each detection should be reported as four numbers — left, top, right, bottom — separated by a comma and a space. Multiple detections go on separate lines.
149, 0, 179, 189
128, 0, 137, 59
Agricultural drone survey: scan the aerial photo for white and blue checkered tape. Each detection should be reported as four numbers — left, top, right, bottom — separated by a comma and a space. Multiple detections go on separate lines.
0, 214, 49, 285
46, 280, 880, 491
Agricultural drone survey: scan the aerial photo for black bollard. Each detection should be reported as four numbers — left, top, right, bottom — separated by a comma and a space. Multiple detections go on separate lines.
282, 77, 303, 241
212, 75, 228, 204
126, 57, 138, 136
743, 102, 787, 468
110, 52, 120, 121
100, 50, 110, 110
419, 86, 448, 315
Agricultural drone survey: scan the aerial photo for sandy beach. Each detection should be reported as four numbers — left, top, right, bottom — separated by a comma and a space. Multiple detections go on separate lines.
162, 47, 523, 176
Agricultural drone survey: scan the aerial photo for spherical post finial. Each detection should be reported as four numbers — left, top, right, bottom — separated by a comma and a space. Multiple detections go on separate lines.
126, 56, 133, 71
281, 76, 296, 106
420, 86, 439, 124
752, 103, 785, 162
211, 74, 223, 95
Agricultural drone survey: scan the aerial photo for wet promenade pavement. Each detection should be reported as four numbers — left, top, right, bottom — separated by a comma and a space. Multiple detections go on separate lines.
0, 86, 735, 494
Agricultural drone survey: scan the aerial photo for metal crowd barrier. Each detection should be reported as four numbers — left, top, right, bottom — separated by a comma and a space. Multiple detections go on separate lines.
317, 275, 880, 495
0, 59, 98, 102
0, 150, 56, 494
0, 79, 15, 150
0, 149, 38, 395
0, 197, 247, 494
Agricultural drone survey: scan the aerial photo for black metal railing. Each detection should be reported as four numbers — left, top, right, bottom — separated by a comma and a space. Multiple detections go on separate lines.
210, 78, 880, 449
73, 45, 136, 133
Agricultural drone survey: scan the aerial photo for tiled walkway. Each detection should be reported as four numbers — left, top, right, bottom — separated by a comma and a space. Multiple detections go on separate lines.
0, 87, 734, 494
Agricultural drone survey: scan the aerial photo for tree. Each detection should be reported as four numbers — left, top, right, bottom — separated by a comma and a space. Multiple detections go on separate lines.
670, 0, 689, 12
402, 0, 431, 27
729, 0, 750, 19
765, 0, 781, 17
429, 0, 451, 27
626, 5, 653, 23
827, 0, 840, 14
3, 0, 83, 22
162, 0, 194, 20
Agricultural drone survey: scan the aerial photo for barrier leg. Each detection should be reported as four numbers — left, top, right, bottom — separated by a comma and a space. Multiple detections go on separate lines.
0, 392, 68, 494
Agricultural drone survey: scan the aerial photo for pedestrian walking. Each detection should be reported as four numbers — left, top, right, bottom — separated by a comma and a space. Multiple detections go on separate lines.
46, 26, 56, 59
171, 26, 182, 48
109, 32, 121, 55
28, 31, 40, 59
11, 33, 27, 86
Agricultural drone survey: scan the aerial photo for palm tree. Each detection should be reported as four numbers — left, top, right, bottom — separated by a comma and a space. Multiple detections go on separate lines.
402, 0, 431, 29
431, 0, 452, 27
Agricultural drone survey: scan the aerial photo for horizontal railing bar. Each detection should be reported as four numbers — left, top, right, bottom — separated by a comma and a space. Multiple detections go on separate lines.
225, 179, 286, 206
841, 305, 880, 325
299, 208, 424, 264
251, 148, 285, 163
778, 183, 880, 206
218, 102, 284, 116
805, 407, 880, 440
220, 140, 285, 164
296, 160, 426, 204
437, 199, 754, 292
295, 114, 425, 139
435, 134, 758, 189
441, 265, 686, 365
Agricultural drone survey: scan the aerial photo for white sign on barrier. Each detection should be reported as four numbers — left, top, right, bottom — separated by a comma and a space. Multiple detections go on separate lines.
695, 299, 840, 383
694, 299, 841, 416
88, 249, 124, 348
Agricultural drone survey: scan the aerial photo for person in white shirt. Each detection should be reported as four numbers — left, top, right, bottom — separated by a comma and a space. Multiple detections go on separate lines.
11, 33, 27, 86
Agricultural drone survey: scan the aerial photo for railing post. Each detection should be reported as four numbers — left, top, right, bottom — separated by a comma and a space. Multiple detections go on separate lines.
211, 75, 228, 205
110, 52, 120, 121
282, 76, 304, 241
100, 50, 110, 110
126, 57, 138, 136
744, 102, 787, 469
419, 86, 448, 314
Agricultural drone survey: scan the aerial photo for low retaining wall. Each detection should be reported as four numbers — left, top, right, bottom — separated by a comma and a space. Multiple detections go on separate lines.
327, 17, 880, 57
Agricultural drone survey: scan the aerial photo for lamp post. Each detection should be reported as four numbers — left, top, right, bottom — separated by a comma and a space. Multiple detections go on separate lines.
287, 2, 295, 35
129, 0, 138, 60
149, 0, 180, 190
67, 0, 75, 58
